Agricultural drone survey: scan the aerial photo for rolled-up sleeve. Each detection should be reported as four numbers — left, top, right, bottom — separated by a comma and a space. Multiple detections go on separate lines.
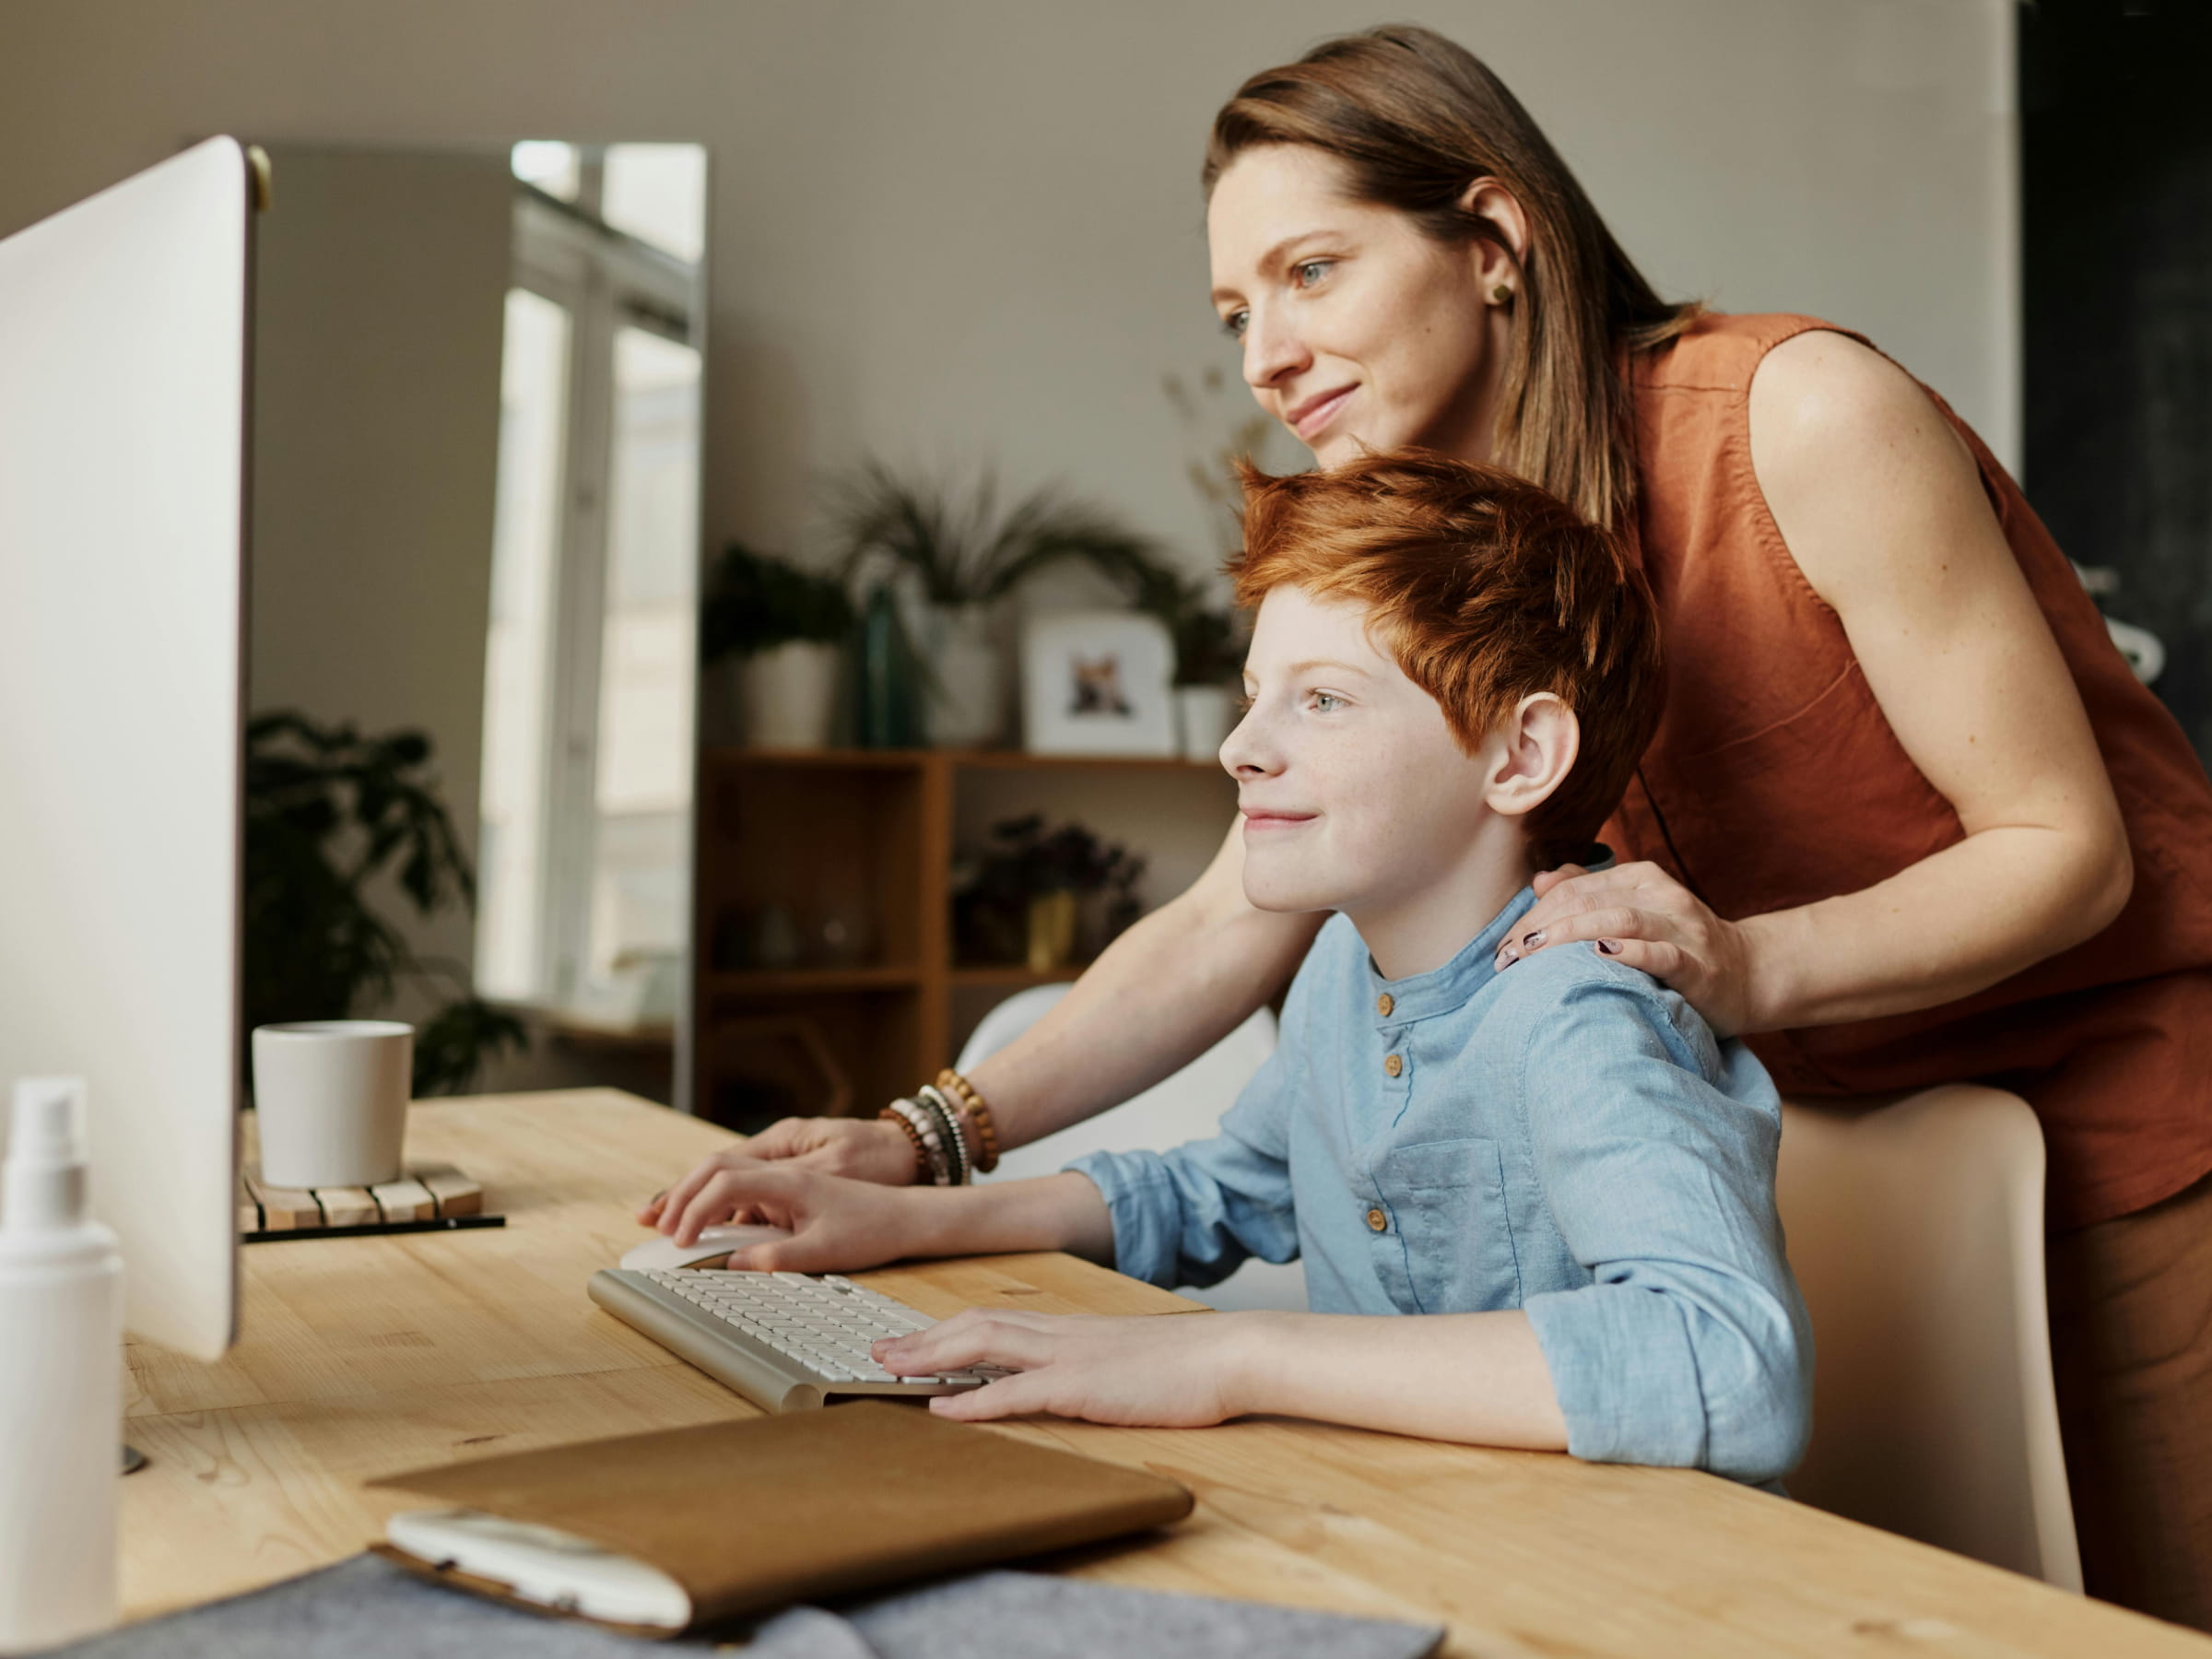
1067, 1047, 1301, 1290
1514, 969, 1814, 1486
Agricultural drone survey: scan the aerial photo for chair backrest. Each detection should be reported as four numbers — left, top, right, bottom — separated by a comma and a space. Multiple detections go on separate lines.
957, 986, 1306, 1311
1776, 1086, 2081, 1590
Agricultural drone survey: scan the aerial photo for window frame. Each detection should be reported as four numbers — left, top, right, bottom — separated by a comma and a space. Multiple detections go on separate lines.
492, 181, 702, 1029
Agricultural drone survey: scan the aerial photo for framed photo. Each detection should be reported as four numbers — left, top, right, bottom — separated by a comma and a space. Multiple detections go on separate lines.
1020, 610, 1177, 756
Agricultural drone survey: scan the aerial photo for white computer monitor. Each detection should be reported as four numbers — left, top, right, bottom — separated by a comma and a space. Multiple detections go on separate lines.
0, 136, 255, 1361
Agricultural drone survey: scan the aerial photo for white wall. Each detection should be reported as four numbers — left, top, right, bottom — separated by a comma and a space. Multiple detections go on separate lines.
0, 0, 2020, 582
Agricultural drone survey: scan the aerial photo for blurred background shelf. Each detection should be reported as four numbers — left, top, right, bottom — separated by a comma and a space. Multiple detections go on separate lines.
691, 745, 1234, 1127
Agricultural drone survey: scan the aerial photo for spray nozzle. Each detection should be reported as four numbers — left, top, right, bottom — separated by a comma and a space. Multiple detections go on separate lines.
10, 1078, 87, 1167
4, 1077, 90, 1233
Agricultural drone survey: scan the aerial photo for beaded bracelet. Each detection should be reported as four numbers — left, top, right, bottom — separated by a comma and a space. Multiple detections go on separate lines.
934, 1068, 1000, 1174
882, 1097, 950, 1185
878, 1103, 932, 1183
915, 1085, 971, 1187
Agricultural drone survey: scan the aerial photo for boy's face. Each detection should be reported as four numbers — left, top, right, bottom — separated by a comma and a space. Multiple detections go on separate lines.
1222, 586, 1502, 919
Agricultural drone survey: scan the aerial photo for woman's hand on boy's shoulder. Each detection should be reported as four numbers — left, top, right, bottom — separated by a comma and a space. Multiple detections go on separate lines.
1495, 861, 1763, 1037
880, 1308, 1262, 1429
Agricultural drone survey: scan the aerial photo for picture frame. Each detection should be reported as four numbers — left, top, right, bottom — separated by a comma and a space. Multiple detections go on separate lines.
1019, 610, 1177, 757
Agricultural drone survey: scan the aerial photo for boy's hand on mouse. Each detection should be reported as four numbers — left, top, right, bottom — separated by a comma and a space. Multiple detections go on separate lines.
875, 1309, 1257, 1429
1498, 859, 1760, 1036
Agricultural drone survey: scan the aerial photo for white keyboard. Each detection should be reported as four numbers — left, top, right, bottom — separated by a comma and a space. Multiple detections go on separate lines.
587, 1266, 998, 1414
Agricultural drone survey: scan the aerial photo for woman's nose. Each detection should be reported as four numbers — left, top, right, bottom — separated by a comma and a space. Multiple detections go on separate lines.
1241, 306, 1310, 393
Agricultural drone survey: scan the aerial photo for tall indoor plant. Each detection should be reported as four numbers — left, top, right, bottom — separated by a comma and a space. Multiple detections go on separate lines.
832, 462, 1158, 748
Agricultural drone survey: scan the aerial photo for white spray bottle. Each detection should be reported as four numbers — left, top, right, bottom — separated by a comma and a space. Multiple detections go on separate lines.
0, 1077, 122, 1651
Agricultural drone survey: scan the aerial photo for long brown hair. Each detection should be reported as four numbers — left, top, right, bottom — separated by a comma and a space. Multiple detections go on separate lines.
1204, 25, 1700, 534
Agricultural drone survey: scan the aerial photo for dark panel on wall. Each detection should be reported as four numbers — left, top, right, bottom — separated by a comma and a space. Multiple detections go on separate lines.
2022, 0, 2212, 759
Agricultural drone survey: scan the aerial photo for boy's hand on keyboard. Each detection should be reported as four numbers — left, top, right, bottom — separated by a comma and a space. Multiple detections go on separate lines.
873, 1309, 1253, 1429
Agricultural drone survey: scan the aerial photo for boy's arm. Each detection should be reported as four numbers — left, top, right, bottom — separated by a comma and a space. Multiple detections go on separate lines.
1063, 1040, 1301, 1289
894, 1304, 1571, 1446
1511, 961, 1815, 1485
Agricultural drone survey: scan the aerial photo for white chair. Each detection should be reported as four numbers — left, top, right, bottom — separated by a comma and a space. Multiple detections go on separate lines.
958, 985, 1308, 1312
1775, 1086, 2081, 1590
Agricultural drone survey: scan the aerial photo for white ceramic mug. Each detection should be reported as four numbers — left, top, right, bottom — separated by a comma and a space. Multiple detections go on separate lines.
252, 1020, 413, 1189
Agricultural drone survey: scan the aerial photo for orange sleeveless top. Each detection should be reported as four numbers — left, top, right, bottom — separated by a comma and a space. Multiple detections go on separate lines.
1608, 312, 2212, 1228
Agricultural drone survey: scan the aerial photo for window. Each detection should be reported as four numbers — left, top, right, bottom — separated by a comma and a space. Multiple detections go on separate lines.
477, 145, 705, 1025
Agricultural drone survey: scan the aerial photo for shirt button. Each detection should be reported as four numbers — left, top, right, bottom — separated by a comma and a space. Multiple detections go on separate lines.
1366, 1207, 1388, 1232
1376, 993, 1394, 1018
1383, 1053, 1404, 1078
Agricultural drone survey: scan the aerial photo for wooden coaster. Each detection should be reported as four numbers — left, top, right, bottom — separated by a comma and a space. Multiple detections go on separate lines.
240, 1160, 492, 1239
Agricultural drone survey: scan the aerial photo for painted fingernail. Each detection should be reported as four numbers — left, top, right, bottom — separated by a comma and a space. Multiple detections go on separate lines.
1493, 947, 1518, 971
1521, 930, 1546, 949
1597, 938, 1622, 956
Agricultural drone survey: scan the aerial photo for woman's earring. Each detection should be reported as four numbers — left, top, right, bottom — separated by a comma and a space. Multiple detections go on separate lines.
1491, 283, 1514, 307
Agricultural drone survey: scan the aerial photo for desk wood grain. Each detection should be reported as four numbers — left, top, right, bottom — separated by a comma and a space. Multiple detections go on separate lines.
121, 1089, 2206, 1655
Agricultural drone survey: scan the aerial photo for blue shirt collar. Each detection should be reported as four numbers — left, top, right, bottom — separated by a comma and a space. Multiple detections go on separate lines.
1363, 886, 1539, 1025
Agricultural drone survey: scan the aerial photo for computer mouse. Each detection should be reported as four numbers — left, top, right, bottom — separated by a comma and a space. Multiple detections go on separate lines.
619, 1223, 792, 1272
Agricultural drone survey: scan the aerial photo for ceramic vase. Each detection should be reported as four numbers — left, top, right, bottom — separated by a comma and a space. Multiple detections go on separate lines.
922, 603, 1006, 748
1026, 889, 1079, 973
740, 641, 841, 749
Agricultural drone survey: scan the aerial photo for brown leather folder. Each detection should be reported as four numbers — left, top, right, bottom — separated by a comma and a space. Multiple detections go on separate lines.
368, 1400, 1194, 1636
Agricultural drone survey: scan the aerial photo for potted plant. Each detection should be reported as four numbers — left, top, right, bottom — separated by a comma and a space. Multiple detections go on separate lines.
832, 462, 1158, 749
952, 814, 1147, 971
243, 712, 527, 1097
700, 543, 854, 748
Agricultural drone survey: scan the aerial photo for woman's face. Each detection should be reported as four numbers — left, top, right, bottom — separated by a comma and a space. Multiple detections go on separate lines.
1207, 145, 1505, 468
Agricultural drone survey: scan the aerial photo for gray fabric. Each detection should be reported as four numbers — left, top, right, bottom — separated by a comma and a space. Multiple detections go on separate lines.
43, 1554, 1443, 1658
825, 1570, 1442, 1658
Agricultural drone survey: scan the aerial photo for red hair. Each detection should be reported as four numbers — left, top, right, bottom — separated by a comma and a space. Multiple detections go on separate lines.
1231, 451, 1662, 868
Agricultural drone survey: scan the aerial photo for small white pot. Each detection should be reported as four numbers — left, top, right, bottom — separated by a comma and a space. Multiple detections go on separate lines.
253, 1020, 414, 1189
1175, 685, 1236, 762
922, 604, 1006, 749
740, 641, 842, 749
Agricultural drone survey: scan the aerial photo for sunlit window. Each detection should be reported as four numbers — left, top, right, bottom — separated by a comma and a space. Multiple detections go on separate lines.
588, 324, 701, 980
510, 140, 580, 202
476, 288, 572, 1001
602, 145, 708, 265
477, 146, 705, 1021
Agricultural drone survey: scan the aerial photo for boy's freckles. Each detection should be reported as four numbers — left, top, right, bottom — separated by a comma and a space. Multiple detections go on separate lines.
1230, 586, 1494, 924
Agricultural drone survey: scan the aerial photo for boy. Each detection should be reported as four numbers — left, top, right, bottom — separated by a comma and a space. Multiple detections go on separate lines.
655, 453, 1813, 1484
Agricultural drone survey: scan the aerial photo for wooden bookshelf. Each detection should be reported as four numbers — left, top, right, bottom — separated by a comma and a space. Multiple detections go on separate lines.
689, 747, 1234, 1127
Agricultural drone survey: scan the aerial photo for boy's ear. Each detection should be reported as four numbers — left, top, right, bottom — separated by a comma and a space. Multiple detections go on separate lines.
1484, 693, 1579, 821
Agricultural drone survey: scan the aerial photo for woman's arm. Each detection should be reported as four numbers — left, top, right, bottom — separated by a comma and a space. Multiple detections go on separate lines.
1500, 331, 2133, 1036
662, 822, 1324, 1191
644, 1163, 1118, 1269
880, 1304, 1571, 1449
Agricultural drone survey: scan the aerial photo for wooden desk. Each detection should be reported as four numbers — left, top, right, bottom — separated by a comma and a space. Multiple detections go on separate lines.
123, 1089, 2206, 1656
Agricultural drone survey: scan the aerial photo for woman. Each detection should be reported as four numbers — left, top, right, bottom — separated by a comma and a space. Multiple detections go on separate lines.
653, 27, 2212, 1627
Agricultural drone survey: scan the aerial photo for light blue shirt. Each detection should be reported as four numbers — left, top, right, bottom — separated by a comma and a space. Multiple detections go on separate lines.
1070, 888, 1814, 1486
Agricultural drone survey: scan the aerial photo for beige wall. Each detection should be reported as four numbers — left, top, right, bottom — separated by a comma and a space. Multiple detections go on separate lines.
0, 0, 2020, 580
0, 0, 2018, 1082
249, 145, 510, 1001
